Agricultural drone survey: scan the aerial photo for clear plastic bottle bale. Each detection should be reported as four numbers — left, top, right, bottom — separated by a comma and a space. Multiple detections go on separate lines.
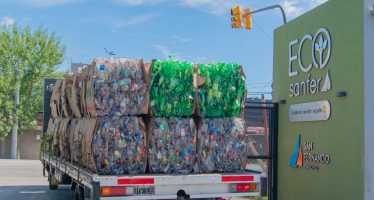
150, 60, 196, 117
93, 116, 147, 175
197, 63, 246, 118
148, 117, 197, 174
92, 58, 149, 116
198, 118, 248, 173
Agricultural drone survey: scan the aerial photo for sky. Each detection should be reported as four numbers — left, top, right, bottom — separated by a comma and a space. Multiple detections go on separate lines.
0, 0, 328, 99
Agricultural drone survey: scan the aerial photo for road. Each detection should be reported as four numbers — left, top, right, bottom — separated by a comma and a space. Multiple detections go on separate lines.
0, 159, 257, 200
0, 159, 71, 200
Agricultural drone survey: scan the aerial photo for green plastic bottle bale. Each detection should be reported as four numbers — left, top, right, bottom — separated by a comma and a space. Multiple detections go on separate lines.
198, 63, 246, 118
150, 60, 196, 117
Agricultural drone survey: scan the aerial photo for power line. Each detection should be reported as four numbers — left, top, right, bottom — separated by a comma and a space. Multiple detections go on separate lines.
253, 19, 273, 41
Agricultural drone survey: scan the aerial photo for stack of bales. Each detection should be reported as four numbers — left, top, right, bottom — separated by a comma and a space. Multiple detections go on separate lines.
46, 57, 248, 175
148, 60, 198, 174
88, 58, 148, 175
196, 63, 248, 173
47, 58, 149, 175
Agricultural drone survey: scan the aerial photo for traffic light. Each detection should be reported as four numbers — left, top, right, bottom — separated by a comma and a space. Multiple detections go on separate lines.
231, 5, 243, 28
244, 8, 253, 30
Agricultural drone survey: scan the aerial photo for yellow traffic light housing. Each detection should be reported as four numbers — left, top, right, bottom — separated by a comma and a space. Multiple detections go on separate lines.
231, 5, 243, 28
244, 8, 253, 30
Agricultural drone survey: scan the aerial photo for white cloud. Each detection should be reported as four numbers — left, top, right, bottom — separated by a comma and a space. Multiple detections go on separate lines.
280, 0, 328, 19
151, 44, 181, 60
309, 0, 328, 8
14, 0, 79, 7
1, 16, 16, 26
171, 35, 193, 43
115, 0, 236, 15
280, 0, 305, 18
180, 0, 236, 16
113, 13, 158, 28
115, 0, 166, 5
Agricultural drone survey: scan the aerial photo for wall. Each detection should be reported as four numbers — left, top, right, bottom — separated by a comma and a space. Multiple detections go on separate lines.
0, 129, 42, 160
273, 0, 364, 199
364, 1, 374, 200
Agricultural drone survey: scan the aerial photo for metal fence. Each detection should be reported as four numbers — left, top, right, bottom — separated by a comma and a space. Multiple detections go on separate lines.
245, 101, 278, 200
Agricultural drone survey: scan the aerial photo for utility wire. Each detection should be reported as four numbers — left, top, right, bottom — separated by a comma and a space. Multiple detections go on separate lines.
253, 19, 273, 41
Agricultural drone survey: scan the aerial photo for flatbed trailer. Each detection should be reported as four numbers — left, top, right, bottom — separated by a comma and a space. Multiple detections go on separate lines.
41, 152, 263, 200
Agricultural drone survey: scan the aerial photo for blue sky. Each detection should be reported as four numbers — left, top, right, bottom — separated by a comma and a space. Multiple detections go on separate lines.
0, 0, 327, 99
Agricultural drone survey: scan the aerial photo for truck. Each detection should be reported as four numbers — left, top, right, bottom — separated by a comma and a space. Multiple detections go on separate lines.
41, 78, 267, 200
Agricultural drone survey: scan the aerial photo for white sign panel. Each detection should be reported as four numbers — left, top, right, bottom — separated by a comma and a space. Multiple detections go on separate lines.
289, 100, 331, 122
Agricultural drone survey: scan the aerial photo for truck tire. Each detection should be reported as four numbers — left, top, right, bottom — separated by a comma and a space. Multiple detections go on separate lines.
60, 174, 72, 184
48, 173, 58, 190
74, 185, 84, 200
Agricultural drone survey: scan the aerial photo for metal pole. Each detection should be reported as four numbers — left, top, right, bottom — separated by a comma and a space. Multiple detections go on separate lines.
250, 5, 287, 25
11, 59, 19, 159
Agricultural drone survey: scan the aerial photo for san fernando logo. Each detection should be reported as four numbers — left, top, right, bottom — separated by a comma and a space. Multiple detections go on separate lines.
290, 134, 303, 168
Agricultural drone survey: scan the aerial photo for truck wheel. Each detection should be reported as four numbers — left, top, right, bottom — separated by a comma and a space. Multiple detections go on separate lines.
74, 185, 84, 200
48, 173, 58, 190
60, 174, 72, 184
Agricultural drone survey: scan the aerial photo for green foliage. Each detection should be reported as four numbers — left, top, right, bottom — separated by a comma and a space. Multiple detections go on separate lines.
0, 25, 65, 139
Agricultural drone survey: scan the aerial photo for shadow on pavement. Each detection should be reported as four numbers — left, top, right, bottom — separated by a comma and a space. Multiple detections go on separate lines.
0, 185, 72, 200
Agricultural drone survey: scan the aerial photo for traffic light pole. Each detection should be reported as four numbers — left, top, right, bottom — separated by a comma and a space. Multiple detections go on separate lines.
250, 5, 287, 24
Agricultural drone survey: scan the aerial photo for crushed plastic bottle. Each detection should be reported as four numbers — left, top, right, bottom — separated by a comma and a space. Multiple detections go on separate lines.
148, 117, 197, 174
92, 58, 148, 117
150, 60, 195, 117
198, 118, 248, 173
198, 63, 246, 118
93, 116, 147, 175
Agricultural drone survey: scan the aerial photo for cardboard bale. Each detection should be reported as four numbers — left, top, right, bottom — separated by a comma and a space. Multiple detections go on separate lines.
71, 118, 84, 164
81, 118, 98, 170
69, 118, 78, 162
61, 79, 72, 117
65, 74, 82, 119
50, 80, 62, 118
58, 118, 71, 160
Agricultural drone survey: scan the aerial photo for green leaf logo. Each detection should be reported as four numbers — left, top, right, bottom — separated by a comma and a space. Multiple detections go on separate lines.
316, 35, 328, 68
312, 28, 332, 69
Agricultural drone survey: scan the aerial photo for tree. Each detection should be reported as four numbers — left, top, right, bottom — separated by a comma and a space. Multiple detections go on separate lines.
0, 25, 66, 139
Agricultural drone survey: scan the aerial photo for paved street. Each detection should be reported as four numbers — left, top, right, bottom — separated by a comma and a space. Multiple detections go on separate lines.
0, 159, 71, 200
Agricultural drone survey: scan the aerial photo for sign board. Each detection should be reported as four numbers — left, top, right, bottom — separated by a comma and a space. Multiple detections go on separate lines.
273, 0, 366, 199
289, 100, 331, 122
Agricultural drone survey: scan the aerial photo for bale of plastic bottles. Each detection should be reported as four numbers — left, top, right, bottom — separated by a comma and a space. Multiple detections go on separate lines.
93, 116, 147, 175
197, 63, 246, 118
150, 60, 196, 117
90, 58, 149, 117
197, 118, 248, 173
148, 117, 197, 174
